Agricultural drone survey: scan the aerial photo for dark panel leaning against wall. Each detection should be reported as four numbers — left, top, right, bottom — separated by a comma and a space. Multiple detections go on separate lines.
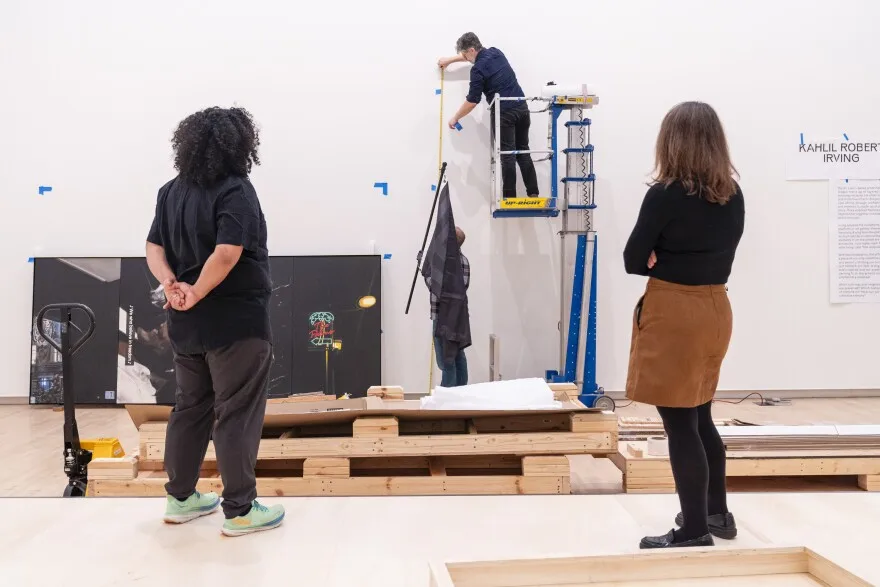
291, 255, 381, 399
30, 258, 120, 404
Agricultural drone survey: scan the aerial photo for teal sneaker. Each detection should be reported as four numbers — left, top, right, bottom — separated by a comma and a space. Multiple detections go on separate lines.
163, 491, 220, 524
221, 501, 285, 537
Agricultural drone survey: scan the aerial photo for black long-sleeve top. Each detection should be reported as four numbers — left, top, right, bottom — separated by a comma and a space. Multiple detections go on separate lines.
623, 181, 745, 286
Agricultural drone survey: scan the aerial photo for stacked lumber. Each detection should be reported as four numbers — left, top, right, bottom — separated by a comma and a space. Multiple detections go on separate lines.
610, 435, 880, 494
720, 425, 880, 453
618, 417, 736, 442
89, 390, 618, 497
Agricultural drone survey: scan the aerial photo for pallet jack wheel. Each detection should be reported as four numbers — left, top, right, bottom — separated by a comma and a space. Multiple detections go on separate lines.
63, 481, 87, 497
593, 395, 616, 412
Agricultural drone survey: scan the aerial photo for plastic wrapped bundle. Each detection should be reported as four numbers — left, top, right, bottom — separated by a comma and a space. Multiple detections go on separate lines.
420, 378, 562, 410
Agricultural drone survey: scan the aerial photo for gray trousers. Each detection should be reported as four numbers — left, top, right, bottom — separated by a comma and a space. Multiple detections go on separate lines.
164, 338, 272, 519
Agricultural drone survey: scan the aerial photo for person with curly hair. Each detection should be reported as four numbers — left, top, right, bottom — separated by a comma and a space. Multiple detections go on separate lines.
144, 106, 284, 537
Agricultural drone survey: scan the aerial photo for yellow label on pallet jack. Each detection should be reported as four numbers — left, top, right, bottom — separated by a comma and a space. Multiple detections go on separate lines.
500, 197, 549, 209
81, 438, 125, 459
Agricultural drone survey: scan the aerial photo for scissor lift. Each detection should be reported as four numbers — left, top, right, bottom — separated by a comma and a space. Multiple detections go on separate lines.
489, 88, 614, 411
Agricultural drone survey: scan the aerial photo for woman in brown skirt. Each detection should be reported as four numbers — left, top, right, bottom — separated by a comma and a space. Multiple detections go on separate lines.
623, 101, 745, 549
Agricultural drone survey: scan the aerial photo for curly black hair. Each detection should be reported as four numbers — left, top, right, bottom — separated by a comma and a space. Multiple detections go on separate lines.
171, 106, 260, 187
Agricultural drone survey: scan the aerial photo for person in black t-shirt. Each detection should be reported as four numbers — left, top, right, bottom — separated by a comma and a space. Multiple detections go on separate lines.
145, 106, 284, 537
438, 32, 539, 199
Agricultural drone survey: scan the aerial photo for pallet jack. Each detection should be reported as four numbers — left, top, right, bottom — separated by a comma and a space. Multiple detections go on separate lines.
35, 303, 98, 497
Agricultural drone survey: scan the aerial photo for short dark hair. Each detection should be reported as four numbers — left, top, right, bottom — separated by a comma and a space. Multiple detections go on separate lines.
455, 32, 483, 54
455, 226, 466, 246
171, 106, 261, 187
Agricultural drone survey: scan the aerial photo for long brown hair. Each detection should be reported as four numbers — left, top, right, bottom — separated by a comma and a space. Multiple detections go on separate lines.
652, 101, 738, 204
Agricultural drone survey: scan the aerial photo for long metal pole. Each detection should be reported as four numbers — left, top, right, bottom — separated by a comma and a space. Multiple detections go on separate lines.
404, 163, 448, 315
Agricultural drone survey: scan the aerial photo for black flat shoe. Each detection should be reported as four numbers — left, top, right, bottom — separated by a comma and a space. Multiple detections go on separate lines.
640, 529, 714, 549
675, 512, 737, 540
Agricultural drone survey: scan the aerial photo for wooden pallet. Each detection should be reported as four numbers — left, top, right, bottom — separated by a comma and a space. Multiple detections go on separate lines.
429, 547, 871, 586
610, 441, 880, 493
88, 454, 573, 496
136, 411, 617, 470
102, 393, 616, 497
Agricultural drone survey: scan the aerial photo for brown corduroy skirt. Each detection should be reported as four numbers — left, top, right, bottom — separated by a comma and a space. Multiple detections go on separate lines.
625, 278, 733, 408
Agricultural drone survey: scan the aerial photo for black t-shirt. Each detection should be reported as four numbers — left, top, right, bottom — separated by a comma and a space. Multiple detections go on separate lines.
623, 181, 745, 286
147, 175, 271, 354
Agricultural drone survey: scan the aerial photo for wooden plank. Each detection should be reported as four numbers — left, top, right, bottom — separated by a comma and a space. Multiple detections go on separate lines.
727, 458, 880, 477
87, 457, 137, 481
521, 456, 569, 477
570, 412, 618, 433
807, 548, 874, 587
858, 474, 879, 491
352, 416, 399, 438
142, 431, 614, 461
88, 474, 569, 497
471, 413, 571, 433
627, 444, 644, 458
303, 457, 349, 478
366, 386, 405, 400
399, 419, 468, 435
436, 547, 813, 586
268, 393, 336, 404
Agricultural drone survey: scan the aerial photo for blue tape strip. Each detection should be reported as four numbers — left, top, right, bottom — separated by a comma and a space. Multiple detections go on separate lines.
844, 133, 849, 141
373, 182, 388, 196
800, 133, 804, 145
27, 257, 34, 263
431, 184, 437, 191
435, 89, 441, 95
454, 122, 463, 131
38, 186, 52, 195
383, 253, 392, 260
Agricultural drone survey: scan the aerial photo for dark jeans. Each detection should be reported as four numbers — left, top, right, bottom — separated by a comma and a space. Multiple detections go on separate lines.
657, 401, 728, 541
433, 323, 468, 387
164, 338, 272, 519
499, 106, 540, 198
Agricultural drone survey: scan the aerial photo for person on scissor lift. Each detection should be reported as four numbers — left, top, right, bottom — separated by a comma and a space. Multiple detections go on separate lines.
438, 32, 539, 199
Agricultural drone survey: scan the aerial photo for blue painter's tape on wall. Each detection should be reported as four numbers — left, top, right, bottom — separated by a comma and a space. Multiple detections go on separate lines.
38, 186, 52, 195
844, 133, 850, 141
431, 184, 437, 191
383, 253, 392, 260
27, 257, 34, 263
454, 122, 463, 131
373, 182, 388, 196
435, 89, 441, 95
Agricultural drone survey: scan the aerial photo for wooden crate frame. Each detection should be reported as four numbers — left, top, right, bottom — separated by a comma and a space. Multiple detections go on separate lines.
88, 454, 573, 497
428, 547, 871, 586
610, 442, 880, 494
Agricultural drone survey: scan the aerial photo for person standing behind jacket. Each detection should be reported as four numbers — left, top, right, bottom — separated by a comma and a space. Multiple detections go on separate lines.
623, 101, 745, 550
145, 106, 285, 537
426, 226, 470, 387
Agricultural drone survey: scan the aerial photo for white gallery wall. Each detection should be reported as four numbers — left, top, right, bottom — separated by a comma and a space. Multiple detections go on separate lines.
2, 0, 880, 398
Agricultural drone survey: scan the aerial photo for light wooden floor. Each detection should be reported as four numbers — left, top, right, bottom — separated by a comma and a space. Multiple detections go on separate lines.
0, 493, 875, 585
1, 400, 878, 585
4, 398, 880, 497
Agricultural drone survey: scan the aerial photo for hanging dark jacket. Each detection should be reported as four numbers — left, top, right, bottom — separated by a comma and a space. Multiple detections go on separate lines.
421, 183, 472, 365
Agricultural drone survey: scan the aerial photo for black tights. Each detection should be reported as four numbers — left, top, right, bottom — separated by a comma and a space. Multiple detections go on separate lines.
657, 401, 728, 541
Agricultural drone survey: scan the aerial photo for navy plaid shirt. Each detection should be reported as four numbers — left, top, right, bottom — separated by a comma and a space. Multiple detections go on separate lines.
428, 253, 469, 321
